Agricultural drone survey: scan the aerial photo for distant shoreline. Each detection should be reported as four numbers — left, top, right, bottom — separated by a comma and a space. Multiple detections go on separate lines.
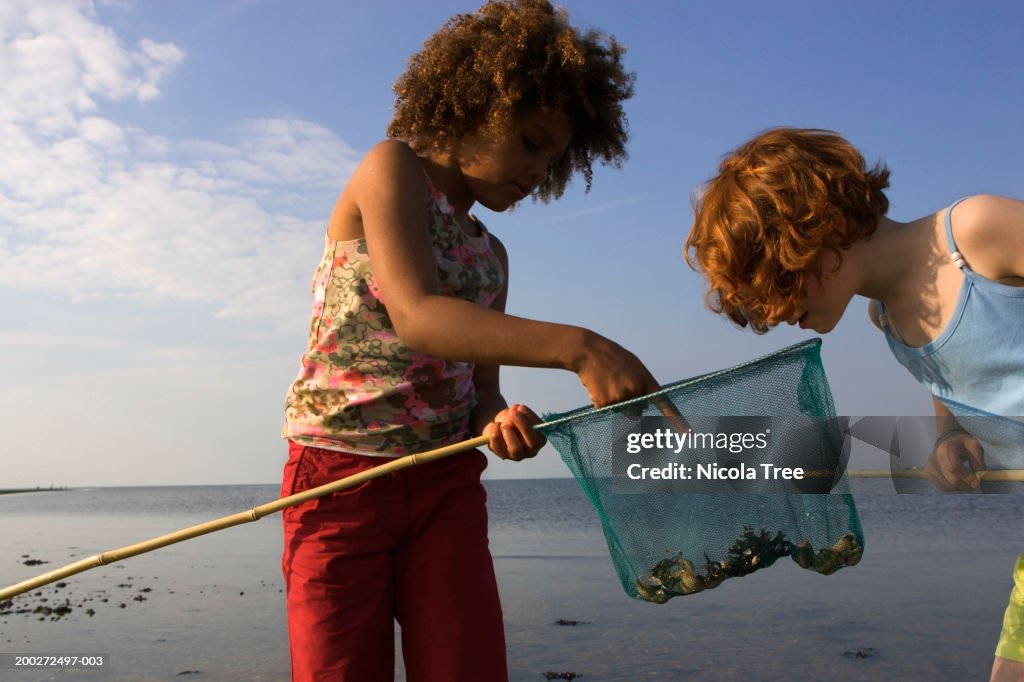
0, 487, 69, 495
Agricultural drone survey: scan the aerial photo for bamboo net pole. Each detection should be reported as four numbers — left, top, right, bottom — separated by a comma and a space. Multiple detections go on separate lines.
2, 432, 1022, 602
847, 469, 1024, 481
0, 435, 488, 602
803, 469, 1024, 481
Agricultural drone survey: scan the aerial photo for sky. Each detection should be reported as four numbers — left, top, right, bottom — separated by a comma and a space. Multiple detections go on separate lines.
2, 0, 1023, 487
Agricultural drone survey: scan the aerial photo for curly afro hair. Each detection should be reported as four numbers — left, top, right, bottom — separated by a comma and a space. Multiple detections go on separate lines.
685, 128, 891, 333
387, 0, 635, 201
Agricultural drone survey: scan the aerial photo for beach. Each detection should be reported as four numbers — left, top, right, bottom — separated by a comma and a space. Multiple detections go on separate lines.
2, 480, 1022, 681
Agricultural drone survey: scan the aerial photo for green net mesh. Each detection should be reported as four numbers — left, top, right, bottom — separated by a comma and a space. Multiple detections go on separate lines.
537, 339, 863, 604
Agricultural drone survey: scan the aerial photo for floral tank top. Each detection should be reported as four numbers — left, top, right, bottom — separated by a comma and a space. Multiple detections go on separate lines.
282, 179, 506, 457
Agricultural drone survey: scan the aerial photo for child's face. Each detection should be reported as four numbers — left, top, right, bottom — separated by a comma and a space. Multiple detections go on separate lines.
767, 251, 859, 333
454, 108, 573, 212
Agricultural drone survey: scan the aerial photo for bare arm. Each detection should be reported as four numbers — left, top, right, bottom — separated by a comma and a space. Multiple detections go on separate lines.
468, 244, 510, 440
468, 239, 546, 460
350, 140, 659, 407
932, 397, 961, 435
924, 397, 986, 491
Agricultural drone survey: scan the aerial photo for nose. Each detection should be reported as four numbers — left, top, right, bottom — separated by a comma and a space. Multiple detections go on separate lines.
528, 157, 551, 185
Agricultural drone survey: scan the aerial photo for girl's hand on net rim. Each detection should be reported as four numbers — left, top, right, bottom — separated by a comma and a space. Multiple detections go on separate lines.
924, 432, 986, 492
575, 333, 661, 409
484, 404, 546, 462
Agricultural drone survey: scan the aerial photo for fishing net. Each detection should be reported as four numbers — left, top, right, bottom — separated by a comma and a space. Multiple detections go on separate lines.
537, 339, 863, 604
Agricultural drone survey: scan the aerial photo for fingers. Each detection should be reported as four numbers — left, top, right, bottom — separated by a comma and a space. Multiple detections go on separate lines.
642, 370, 662, 396
584, 366, 660, 409
963, 437, 987, 476
576, 336, 660, 409
934, 442, 976, 491
925, 436, 986, 492
487, 404, 547, 462
924, 451, 967, 492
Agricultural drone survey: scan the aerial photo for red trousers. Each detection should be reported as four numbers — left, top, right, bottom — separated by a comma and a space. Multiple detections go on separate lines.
280, 441, 507, 682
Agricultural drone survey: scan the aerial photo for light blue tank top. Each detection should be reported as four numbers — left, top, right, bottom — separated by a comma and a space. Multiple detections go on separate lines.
878, 198, 1024, 465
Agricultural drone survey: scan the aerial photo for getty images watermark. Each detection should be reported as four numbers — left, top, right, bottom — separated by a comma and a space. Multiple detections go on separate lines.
611, 416, 1024, 494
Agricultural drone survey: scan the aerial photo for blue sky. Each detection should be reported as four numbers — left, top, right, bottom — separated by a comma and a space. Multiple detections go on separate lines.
2, 0, 1022, 486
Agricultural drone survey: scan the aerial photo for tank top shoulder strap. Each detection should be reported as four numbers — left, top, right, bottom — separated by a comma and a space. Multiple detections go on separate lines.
945, 197, 973, 271
421, 166, 439, 196
469, 213, 489, 239
944, 197, 970, 255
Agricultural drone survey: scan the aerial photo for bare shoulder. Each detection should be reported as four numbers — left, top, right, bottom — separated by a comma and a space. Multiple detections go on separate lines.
329, 140, 427, 241
952, 194, 1024, 227
949, 194, 1024, 279
351, 139, 426, 194
362, 138, 420, 164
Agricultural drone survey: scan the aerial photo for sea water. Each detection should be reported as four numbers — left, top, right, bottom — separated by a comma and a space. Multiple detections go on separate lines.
1, 480, 1022, 681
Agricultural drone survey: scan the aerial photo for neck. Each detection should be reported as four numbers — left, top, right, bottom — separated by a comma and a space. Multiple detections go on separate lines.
421, 152, 474, 218
854, 214, 942, 309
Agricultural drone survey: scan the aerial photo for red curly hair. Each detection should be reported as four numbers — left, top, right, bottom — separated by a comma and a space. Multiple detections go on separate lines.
685, 128, 891, 333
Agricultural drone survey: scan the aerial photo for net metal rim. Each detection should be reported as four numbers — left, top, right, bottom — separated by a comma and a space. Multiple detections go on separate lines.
538, 338, 823, 431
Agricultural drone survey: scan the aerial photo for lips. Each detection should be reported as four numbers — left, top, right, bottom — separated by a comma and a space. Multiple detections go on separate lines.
511, 182, 529, 199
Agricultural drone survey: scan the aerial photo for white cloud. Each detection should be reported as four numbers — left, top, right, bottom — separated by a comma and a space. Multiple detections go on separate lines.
79, 115, 126, 146
134, 37, 183, 101
0, 0, 182, 132
530, 193, 649, 226
0, 330, 120, 348
0, 1, 363, 327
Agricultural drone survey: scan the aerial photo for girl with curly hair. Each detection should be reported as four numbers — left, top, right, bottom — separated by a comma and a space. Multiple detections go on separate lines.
686, 127, 1024, 682
279, 1, 656, 679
